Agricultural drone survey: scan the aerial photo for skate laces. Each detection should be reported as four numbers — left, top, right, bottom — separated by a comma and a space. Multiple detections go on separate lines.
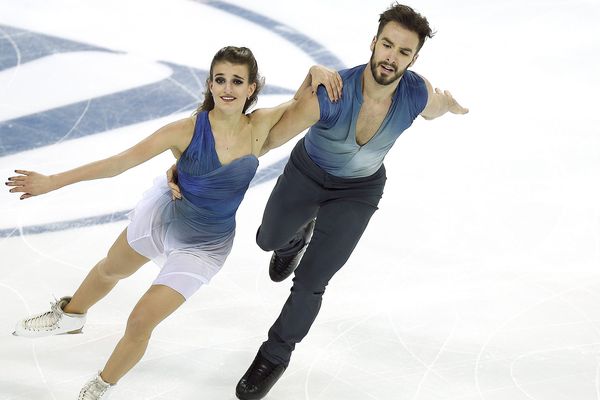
22, 298, 63, 331
79, 374, 112, 400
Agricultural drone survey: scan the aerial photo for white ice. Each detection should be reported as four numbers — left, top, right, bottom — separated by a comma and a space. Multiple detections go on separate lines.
0, 0, 599, 399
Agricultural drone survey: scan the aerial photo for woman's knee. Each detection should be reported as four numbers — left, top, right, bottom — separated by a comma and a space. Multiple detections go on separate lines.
95, 257, 130, 281
125, 310, 156, 341
96, 237, 146, 281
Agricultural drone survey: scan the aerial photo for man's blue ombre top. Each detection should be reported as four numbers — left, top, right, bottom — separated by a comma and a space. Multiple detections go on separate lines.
304, 64, 428, 178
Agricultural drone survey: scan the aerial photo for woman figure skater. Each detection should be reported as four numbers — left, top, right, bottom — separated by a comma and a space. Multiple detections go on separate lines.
5, 46, 342, 399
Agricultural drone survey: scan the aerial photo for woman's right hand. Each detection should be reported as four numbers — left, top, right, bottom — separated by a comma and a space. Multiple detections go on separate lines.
166, 164, 181, 200
5, 170, 55, 200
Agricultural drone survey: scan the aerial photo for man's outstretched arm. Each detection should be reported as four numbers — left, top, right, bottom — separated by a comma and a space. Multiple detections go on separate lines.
419, 75, 469, 120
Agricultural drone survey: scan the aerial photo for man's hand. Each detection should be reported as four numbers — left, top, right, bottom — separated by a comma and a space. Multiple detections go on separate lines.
166, 164, 181, 200
436, 88, 468, 116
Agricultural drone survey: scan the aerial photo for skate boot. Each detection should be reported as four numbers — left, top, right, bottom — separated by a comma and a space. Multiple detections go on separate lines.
78, 373, 114, 400
13, 296, 86, 337
236, 351, 286, 400
269, 219, 316, 282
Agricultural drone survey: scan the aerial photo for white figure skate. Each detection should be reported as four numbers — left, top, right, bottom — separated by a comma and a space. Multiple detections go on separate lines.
13, 296, 86, 337
78, 373, 114, 400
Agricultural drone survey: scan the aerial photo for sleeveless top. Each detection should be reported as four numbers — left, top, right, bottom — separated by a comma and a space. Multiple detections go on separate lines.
173, 111, 259, 241
304, 64, 428, 178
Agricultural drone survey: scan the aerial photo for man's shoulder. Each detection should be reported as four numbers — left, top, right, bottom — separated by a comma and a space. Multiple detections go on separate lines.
397, 70, 429, 115
396, 70, 428, 100
402, 70, 426, 87
339, 64, 366, 81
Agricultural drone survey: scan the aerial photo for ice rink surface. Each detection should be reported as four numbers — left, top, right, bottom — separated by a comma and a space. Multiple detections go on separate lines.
1, 0, 599, 399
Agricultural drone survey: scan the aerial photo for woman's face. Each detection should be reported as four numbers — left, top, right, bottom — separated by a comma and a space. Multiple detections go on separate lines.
209, 61, 256, 113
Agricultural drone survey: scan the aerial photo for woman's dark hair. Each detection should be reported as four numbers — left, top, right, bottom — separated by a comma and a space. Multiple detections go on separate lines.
196, 46, 264, 114
377, 3, 435, 52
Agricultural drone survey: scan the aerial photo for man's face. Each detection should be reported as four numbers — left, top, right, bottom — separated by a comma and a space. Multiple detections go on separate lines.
369, 21, 420, 85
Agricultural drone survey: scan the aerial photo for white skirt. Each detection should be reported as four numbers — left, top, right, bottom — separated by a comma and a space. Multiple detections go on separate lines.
126, 176, 235, 300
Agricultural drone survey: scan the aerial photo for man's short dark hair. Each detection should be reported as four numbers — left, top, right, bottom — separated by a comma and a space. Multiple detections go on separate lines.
377, 3, 435, 52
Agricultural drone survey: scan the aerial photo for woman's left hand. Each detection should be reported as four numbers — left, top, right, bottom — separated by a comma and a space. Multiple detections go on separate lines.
309, 65, 343, 102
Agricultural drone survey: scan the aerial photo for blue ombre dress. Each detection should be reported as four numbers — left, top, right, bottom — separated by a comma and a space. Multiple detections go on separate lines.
126, 111, 259, 299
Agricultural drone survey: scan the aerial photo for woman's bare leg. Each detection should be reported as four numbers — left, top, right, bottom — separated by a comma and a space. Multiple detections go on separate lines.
64, 229, 148, 314
99, 284, 185, 384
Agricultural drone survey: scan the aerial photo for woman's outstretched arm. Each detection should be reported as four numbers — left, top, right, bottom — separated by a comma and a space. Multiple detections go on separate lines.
6, 117, 194, 199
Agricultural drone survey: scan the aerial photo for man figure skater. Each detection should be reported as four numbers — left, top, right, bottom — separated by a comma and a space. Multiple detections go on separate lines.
234, 3, 469, 399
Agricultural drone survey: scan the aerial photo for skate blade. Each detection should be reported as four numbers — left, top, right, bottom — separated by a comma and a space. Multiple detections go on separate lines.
62, 328, 83, 335
12, 328, 83, 337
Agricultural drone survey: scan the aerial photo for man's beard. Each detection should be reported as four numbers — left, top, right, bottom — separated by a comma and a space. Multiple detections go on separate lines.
369, 53, 407, 85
